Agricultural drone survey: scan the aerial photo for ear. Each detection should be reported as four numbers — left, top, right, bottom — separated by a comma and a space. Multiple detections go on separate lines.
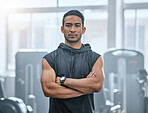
61, 26, 64, 33
82, 27, 86, 34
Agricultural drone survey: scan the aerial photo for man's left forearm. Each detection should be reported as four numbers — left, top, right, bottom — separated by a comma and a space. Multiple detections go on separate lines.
63, 77, 102, 94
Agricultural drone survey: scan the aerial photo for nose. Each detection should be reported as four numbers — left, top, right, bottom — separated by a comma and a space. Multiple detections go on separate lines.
70, 26, 76, 32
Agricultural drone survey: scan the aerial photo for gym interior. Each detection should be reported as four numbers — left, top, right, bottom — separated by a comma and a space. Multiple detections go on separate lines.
0, 0, 148, 113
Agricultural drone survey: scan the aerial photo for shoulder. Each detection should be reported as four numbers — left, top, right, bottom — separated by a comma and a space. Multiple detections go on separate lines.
91, 51, 101, 58
90, 50, 101, 62
43, 49, 58, 70
89, 50, 101, 67
43, 49, 57, 59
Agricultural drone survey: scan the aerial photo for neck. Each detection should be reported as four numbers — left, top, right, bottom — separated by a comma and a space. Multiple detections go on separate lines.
65, 41, 82, 49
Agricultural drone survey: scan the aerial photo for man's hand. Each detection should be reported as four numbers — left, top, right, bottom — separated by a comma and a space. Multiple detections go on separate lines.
56, 76, 60, 85
87, 71, 96, 78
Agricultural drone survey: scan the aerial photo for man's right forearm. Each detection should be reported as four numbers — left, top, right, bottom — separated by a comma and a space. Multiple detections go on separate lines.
43, 82, 84, 99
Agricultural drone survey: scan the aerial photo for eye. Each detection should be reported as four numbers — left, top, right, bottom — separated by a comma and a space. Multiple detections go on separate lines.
76, 24, 81, 27
65, 24, 71, 27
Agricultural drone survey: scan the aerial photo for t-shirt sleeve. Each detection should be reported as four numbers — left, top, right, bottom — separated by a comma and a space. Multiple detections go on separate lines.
91, 51, 101, 67
43, 51, 56, 70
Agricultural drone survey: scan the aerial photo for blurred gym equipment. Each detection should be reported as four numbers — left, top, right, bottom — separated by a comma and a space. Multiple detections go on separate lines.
94, 88, 121, 113
0, 97, 32, 113
0, 75, 5, 98
15, 50, 48, 113
103, 49, 145, 113
138, 69, 148, 113
0, 75, 32, 113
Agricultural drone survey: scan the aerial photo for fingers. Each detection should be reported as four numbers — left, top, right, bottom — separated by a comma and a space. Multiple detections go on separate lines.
56, 77, 60, 84
87, 71, 96, 78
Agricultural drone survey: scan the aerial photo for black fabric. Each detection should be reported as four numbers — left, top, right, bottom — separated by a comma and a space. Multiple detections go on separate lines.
43, 43, 101, 113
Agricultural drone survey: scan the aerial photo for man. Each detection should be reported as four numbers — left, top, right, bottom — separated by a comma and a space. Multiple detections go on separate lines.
41, 10, 104, 113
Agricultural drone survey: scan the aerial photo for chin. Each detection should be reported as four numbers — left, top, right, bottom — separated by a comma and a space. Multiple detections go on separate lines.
68, 40, 79, 43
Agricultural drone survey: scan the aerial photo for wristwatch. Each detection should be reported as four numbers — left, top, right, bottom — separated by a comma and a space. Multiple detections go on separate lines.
60, 76, 66, 86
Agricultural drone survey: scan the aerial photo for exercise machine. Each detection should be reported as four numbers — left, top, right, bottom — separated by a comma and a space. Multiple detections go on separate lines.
103, 49, 145, 113
15, 50, 48, 113
0, 75, 32, 113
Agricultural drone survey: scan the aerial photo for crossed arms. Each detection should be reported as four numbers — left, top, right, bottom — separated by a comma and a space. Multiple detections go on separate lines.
40, 56, 104, 99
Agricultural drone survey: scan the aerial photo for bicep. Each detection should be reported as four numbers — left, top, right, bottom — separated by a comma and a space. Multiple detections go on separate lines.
92, 56, 104, 84
41, 58, 56, 93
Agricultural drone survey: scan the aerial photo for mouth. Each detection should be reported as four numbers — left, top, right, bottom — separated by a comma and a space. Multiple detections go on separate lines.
68, 34, 77, 38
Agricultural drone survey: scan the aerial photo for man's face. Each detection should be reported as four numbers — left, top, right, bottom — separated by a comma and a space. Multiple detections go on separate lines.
61, 15, 86, 43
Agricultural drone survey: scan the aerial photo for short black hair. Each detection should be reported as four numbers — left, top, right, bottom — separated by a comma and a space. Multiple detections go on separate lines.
62, 10, 84, 27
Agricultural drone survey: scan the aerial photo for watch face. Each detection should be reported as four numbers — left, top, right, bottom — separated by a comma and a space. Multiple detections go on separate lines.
61, 76, 65, 80
60, 76, 66, 86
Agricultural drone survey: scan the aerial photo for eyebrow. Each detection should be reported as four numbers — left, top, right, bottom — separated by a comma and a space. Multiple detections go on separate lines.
65, 23, 81, 25
75, 23, 81, 25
